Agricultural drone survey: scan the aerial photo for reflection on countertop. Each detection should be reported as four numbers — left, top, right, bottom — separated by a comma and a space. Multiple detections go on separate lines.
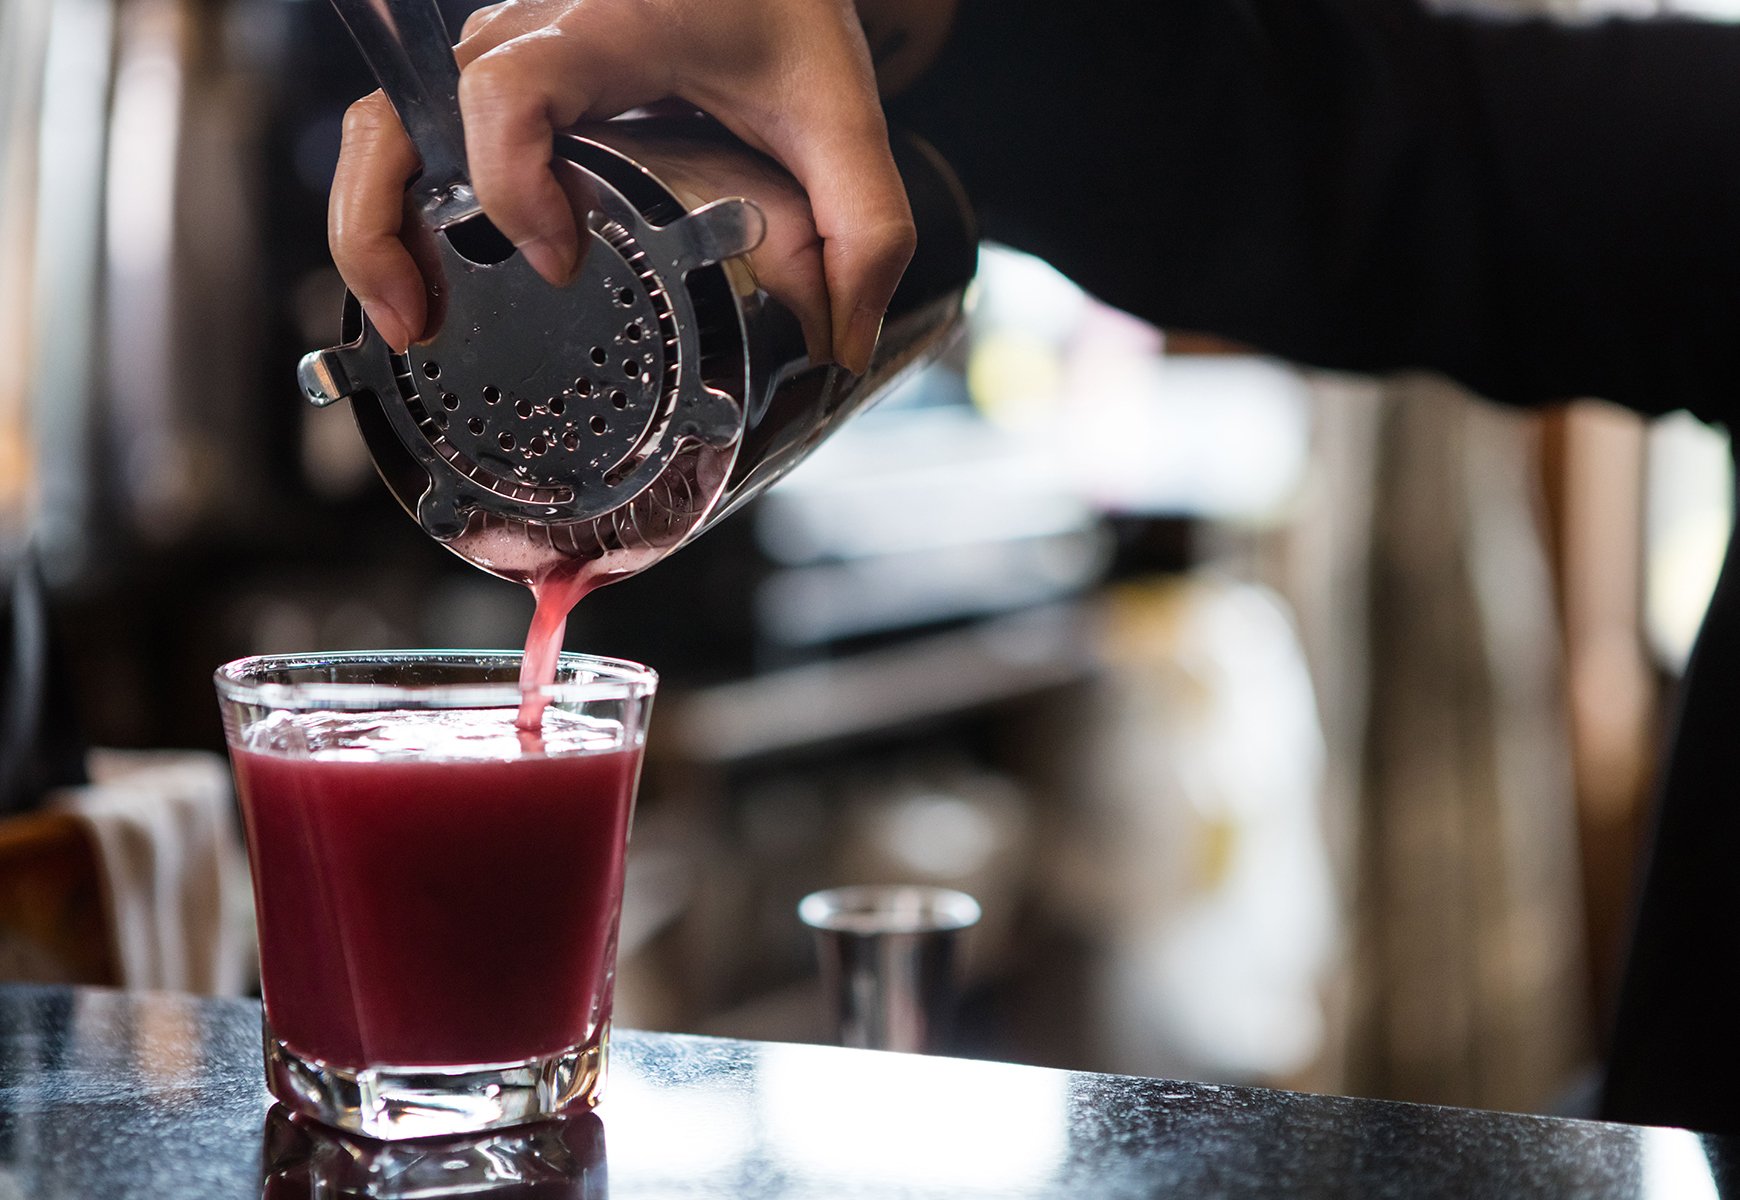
0, 983, 1727, 1199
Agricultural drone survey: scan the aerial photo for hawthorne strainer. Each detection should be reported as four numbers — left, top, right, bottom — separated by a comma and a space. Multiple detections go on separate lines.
300, 0, 977, 588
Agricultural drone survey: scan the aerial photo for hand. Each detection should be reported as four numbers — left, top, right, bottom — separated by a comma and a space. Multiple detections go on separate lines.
330, 0, 929, 372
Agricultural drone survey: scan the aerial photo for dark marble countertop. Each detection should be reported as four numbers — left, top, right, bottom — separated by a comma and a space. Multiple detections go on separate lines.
0, 983, 1731, 1198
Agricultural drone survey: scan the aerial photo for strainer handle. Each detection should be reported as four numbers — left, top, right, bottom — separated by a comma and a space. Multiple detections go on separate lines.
329, 0, 475, 221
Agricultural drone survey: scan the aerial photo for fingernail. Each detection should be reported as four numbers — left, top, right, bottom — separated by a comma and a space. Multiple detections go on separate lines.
518, 236, 576, 286
841, 306, 884, 375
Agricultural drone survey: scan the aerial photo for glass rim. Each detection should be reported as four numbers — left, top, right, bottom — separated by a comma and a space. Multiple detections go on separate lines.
214, 649, 658, 711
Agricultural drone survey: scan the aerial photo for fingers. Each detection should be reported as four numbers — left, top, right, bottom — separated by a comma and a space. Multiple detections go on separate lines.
460, 27, 652, 285
754, 66, 915, 373
329, 0, 914, 378
738, 179, 833, 365
330, 91, 426, 352
458, 7, 590, 280
817, 170, 917, 375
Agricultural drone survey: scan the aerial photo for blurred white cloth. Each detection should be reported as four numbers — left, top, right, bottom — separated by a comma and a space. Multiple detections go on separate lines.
1045, 576, 1341, 1085
50, 750, 254, 995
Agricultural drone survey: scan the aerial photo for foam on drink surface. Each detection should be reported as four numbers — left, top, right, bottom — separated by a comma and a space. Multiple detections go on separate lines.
244, 707, 627, 762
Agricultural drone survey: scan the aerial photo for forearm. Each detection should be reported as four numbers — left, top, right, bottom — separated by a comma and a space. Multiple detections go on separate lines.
892, 0, 1740, 421
855, 0, 959, 94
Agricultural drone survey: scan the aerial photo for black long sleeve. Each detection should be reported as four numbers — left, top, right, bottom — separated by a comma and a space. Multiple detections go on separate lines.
900, 0, 1740, 1136
893, 0, 1740, 422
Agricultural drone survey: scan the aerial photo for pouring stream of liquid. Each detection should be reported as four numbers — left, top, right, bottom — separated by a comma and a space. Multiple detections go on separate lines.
514, 566, 602, 743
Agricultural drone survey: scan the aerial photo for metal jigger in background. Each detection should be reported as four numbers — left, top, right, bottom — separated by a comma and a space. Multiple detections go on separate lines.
799, 885, 982, 1054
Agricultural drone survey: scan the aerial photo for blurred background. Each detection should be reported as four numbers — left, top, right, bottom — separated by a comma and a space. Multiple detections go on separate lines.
0, 0, 1731, 1117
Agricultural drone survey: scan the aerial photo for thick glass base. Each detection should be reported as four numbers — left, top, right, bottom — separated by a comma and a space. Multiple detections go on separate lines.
261, 1104, 609, 1196
263, 1017, 608, 1141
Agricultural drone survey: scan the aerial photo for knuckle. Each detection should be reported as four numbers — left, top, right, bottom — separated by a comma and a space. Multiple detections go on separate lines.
327, 229, 371, 279
339, 92, 395, 141
467, 151, 543, 208
457, 50, 500, 92
553, 0, 645, 49
866, 215, 918, 266
459, 2, 501, 40
466, 129, 546, 190
458, 51, 535, 116
469, 170, 528, 216
328, 202, 377, 256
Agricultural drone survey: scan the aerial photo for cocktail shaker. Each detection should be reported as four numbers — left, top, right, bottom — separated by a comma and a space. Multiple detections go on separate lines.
298, 0, 976, 590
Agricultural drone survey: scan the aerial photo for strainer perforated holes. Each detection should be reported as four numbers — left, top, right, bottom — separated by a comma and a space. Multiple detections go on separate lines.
300, 144, 758, 541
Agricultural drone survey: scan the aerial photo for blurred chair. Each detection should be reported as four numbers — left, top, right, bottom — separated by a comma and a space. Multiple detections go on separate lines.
0, 810, 115, 985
